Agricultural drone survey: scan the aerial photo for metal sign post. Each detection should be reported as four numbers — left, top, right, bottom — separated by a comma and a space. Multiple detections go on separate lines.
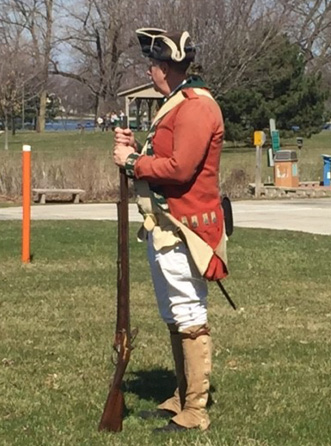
254, 131, 266, 198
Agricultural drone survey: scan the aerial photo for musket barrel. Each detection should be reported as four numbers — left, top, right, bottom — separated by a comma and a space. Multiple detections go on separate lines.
98, 115, 131, 433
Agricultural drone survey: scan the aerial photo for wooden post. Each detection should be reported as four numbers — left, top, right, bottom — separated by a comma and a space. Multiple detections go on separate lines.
255, 145, 262, 198
22, 144, 31, 263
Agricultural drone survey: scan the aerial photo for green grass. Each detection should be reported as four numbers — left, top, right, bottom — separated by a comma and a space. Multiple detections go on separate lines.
0, 130, 112, 153
1, 129, 330, 179
1, 221, 331, 446
0, 130, 147, 155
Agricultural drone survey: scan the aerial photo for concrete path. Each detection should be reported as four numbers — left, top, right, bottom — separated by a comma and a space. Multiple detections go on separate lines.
1, 198, 331, 235
232, 199, 331, 235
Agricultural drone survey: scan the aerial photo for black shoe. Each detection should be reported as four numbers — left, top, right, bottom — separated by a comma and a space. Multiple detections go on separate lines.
138, 409, 175, 420
153, 421, 188, 433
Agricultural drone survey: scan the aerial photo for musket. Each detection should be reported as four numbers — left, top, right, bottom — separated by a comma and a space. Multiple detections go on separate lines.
98, 116, 132, 432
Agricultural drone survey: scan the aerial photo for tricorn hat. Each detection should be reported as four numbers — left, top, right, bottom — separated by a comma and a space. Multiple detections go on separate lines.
136, 27, 196, 62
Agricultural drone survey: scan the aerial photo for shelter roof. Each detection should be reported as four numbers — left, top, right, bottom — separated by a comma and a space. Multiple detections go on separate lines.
118, 83, 164, 100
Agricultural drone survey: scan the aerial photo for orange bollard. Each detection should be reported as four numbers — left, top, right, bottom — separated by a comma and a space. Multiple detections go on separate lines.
22, 144, 31, 263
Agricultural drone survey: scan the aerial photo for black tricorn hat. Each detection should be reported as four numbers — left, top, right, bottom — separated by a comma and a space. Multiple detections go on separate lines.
136, 27, 196, 62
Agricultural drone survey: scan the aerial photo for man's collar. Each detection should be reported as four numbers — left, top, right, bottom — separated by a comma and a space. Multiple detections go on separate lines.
165, 76, 207, 101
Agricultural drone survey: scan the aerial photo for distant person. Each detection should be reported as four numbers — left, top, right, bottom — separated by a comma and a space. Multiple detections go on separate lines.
101, 115, 107, 132
119, 110, 125, 122
105, 113, 111, 132
110, 111, 119, 131
76, 123, 85, 134
142, 111, 148, 130
97, 116, 104, 131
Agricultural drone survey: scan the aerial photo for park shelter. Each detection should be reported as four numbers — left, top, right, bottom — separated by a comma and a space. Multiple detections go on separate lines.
117, 83, 164, 129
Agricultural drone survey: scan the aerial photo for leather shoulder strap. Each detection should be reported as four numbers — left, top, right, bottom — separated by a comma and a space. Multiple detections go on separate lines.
151, 88, 214, 128
151, 91, 186, 128
182, 89, 199, 99
192, 87, 216, 102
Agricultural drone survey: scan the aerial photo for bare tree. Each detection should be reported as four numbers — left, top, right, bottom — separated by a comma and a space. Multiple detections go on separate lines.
49, 76, 95, 116
51, 0, 141, 118
1, 0, 329, 126
0, 48, 17, 150
1, 0, 55, 132
138, 0, 291, 95
280, 0, 331, 72
0, 12, 38, 148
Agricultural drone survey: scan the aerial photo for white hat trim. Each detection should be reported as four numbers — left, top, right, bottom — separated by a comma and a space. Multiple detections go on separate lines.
161, 31, 191, 62
136, 28, 192, 62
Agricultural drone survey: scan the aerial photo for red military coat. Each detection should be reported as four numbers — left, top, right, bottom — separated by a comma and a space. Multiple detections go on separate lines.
132, 88, 227, 280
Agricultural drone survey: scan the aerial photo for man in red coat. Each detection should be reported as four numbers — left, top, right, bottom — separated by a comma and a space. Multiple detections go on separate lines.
113, 28, 227, 433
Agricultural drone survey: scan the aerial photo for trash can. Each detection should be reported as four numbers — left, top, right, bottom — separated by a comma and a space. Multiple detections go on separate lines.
274, 150, 299, 187
321, 154, 331, 186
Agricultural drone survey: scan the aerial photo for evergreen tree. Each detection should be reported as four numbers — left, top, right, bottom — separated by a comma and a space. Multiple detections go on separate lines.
216, 35, 328, 142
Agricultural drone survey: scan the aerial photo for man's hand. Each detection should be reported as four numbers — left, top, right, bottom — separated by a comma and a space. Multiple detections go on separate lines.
114, 127, 136, 150
113, 144, 135, 167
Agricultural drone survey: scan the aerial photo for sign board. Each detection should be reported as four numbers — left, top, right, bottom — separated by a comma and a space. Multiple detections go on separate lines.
271, 130, 280, 151
254, 131, 266, 147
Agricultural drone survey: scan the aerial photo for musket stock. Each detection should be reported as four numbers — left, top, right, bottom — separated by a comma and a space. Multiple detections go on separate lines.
98, 116, 131, 433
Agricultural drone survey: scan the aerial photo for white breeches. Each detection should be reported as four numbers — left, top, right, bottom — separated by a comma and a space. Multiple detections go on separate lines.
147, 233, 208, 331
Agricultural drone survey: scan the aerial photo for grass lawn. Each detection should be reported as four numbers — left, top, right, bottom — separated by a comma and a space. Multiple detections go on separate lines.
1, 129, 330, 185
1, 221, 330, 446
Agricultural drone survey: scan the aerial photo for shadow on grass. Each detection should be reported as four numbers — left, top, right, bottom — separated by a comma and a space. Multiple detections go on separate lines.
125, 368, 177, 404
124, 368, 215, 412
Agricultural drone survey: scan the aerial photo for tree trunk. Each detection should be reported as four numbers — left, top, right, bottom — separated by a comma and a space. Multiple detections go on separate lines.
36, 0, 54, 133
37, 89, 47, 133
4, 113, 9, 151
94, 94, 100, 123
11, 113, 16, 136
